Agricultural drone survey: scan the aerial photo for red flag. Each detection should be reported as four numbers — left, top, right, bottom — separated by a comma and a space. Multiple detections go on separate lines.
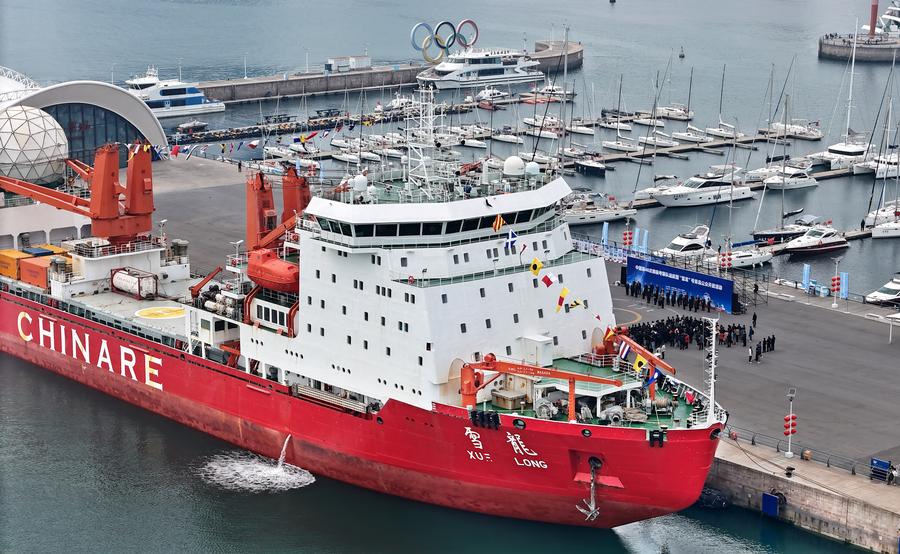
171, 144, 181, 158
685, 390, 695, 404
541, 273, 556, 287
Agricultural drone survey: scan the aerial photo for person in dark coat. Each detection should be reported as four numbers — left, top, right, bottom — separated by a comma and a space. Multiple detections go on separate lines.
755, 342, 762, 363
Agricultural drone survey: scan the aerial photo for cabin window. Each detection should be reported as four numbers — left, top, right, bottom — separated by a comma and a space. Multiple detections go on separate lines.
386, 347, 391, 356
331, 273, 337, 283
320, 299, 325, 309
479, 216, 495, 229
506, 346, 512, 356
355, 224, 374, 237
320, 327, 325, 336
278, 312, 285, 326
256, 306, 262, 319
537, 309, 544, 319
202, 319, 210, 331
441, 293, 448, 304
479, 288, 486, 298
422, 222, 443, 235
542, 240, 548, 250
586, 268, 592, 278
340, 223, 352, 236
376, 224, 397, 237
558, 273, 564, 283
342, 305, 347, 315
445, 220, 462, 233
533, 278, 539, 288
418, 356, 423, 366
553, 336, 559, 346
364, 311, 369, 321
460, 323, 467, 333
315, 269, 320, 279
461, 218, 479, 232
508, 282, 514, 292
485, 318, 492, 329
364, 340, 368, 350
453, 254, 459, 265
399, 223, 420, 236
582, 330, 588, 340
426, 342, 432, 351
463, 253, 470, 263
400, 257, 408, 267
347, 335, 352, 345
515, 209, 533, 223
381, 316, 386, 326
513, 313, 519, 323
264, 307, 271, 321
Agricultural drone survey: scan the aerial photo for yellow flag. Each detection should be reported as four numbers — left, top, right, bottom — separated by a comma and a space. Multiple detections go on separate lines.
530, 257, 543, 276
633, 354, 648, 373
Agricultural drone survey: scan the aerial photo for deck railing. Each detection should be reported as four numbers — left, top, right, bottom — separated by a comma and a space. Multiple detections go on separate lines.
724, 423, 863, 475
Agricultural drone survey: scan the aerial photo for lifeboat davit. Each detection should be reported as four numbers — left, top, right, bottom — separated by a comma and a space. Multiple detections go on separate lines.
246, 249, 299, 293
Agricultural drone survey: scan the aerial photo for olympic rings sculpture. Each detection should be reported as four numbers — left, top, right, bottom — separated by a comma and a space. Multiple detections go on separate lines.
410, 19, 479, 63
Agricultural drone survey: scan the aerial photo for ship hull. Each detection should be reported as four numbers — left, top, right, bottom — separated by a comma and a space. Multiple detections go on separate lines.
0, 292, 721, 528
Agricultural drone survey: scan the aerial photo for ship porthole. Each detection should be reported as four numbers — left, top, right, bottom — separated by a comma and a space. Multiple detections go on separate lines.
582, 429, 592, 438
376, 417, 384, 425
513, 418, 526, 430
710, 428, 721, 440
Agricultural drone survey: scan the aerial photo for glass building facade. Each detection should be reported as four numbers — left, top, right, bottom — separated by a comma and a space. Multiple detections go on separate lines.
43, 103, 144, 166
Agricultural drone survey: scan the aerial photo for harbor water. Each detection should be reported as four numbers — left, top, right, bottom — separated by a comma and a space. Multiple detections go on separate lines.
0, 0, 892, 551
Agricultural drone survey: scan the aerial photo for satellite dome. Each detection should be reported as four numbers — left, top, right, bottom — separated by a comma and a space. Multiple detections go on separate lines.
0, 105, 68, 184
352, 174, 368, 192
503, 155, 525, 176
524, 161, 541, 175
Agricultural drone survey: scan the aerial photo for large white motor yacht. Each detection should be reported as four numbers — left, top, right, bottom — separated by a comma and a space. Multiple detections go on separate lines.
808, 136, 873, 170
865, 273, 900, 304
654, 171, 753, 207
416, 48, 543, 90
783, 226, 849, 255
763, 171, 818, 190
653, 225, 714, 259
126, 66, 225, 118
853, 153, 900, 177
703, 248, 773, 269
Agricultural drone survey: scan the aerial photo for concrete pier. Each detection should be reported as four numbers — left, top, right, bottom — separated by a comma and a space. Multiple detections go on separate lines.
531, 40, 584, 73
709, 438, 900, 553
818, 34, 900, 62
198, 63, 425, 104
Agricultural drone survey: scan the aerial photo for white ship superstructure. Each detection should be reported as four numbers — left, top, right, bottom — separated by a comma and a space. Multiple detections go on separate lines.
416, 49, 543, 90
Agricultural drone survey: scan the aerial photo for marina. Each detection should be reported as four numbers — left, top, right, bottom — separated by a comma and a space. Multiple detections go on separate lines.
2, 0, 900, 552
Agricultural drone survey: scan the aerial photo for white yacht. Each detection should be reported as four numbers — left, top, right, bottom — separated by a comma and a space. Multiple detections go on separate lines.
872, 220, 900, 238
566, 118, 595, 135
492, 126, 524, 144
853, 152, 900, 177
416, 48, 543, 90
574, 158, 607, 176
634, 175, 678, 200
655, 103, 693, 121
562, 193, 636, 225
763, 171, 818, 190
703, 248, 773, 269
654, 225, 714, 259
745, 157, 813, 183
705, 119, 744, 139
474, 87, 509, 101
768, 119, 824, 141
524, 83, 576, 100
865, 273, 900, 304
596, 118, 632, 131
672, 125, 713, 144
753, 214, 823, 244
654, 172, 753, 208
523, 115, 561, 128
783, 226, 849, 255
602, 134, 642, 153
808, 136, 872, 170
865, 199, 900, 227
638, 131, 680, 148
633, 116, 665, 128
126, 66, 225, 118
375, 93, 414, 113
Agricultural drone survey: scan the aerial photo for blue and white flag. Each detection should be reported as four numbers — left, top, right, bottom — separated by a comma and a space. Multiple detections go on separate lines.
801, 263, 811, 290
505, 229, 518, 249
618, 341, 631, 360
601, 221, 609, 246
322, 128, 331, 138
644, 368, 662, 388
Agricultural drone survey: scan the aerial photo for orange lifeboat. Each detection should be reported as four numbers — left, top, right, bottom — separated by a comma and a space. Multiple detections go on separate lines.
246, 249, 299, 293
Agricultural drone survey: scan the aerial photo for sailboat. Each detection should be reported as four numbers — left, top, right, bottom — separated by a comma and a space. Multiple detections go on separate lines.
763, 96, 818, 190
706, 65, 745, 139
598, 75, 632, 131
808, 25, 874, 170
655, 67, 694, 121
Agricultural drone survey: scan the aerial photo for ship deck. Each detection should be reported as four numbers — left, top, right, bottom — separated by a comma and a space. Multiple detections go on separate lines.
74, 285, 192, 338
484, 356, 700, 431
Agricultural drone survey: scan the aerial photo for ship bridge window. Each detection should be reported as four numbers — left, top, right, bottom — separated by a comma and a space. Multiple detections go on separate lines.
318, 218, 333, 232
422, 222, 443, 235
339, 222, 352, 235
355, 224, 374, 237
376, 224, 397, 237
445, 220, 462, 234
515, 209, 533, 223
461, 218, 479, 232
399, 223, 421, 236
479, 216, 495, 229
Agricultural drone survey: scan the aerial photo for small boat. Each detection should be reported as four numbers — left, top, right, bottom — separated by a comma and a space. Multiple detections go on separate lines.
492, 127, 524, 144
671, 125, 713, 144
872, 220, 900, 238
566, 119, 595, 135
175, 120, 208, 133
654, 225, 714, 259
768, 119, 824, 141
332, 151, 361, 164
458, 138, 488, 149
563, 193, 635, 225
525, 83, 576, 100
525, 128, 560, 139
562, 146, 586, 159
602, 133, 642, 152
518, 150, 556, 165
853, 153, 900, 177
358, 151, 382, 162
263, 145, 293, 159
655, 103, 693, 121
523, 115, 561, 128
477, 100, 504, 111
745, 158, 812, 183
331, 136, 354, 149
638, 131, 679, 148
783, 226, 849, 255
596, 118, 632, 131
678, 46, 685, 60
753, 214, 824, 244
763, 171, 818, 190
293, 157, 320, 169
633, 116, 665, 128
704, 248, 773, 269
865, 273, 900, 304
705, 119, 744, 139
474, 87, 509, 102
373, 147, 404, 159
575, 158, 607, 176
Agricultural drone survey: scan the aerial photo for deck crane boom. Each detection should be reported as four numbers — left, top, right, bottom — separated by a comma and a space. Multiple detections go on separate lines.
461, 354, 624, 422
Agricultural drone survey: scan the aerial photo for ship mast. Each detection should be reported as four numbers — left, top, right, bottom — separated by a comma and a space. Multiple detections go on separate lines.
704, 317, 718, 425
846, 20, 859, 139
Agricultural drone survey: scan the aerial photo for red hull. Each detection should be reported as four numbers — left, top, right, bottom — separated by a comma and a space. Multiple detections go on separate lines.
0, 291, 722, 528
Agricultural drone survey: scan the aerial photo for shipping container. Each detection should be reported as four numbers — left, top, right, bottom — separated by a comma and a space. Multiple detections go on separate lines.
18, 256, 53, 289
0, 249, 33, 279
22, 247, 54, 257
35, 243, 70, 255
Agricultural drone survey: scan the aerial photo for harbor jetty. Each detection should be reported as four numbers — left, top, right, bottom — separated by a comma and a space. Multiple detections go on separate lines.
818, 0, 900, 62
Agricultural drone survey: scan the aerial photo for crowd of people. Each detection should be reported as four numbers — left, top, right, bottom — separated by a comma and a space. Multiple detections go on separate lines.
624, 281, 715, 313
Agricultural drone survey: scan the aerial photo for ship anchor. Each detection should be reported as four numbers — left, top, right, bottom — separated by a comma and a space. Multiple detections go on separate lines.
576, 459, 602, 521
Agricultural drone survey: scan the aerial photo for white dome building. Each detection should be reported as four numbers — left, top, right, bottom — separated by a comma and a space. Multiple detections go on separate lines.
0, 105, 68, 184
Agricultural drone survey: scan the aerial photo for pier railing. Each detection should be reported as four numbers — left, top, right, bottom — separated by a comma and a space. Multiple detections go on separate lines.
724, 423, 862, 475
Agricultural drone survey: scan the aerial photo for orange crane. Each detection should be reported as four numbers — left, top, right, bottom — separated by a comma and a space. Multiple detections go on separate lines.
189, 266, 223, 299
461, 354, 623, 422
0, 143, 154, 242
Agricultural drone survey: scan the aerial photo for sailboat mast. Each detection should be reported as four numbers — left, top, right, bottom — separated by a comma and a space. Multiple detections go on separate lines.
558, 25, 569, 160
780, 95, 789, 229
718, 64, 726, 122
687, 67, 693, 114
847, 20, 859, 137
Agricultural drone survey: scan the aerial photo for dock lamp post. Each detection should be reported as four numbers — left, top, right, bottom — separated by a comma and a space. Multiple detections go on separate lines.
230, 239, 244, 264
784, 387, 797, 458
243, 53, 248, 79
830, 256, 843, 309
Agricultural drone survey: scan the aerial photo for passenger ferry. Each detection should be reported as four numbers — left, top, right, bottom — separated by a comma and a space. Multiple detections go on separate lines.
126, 66, 226, 118
416, 49, 544, 90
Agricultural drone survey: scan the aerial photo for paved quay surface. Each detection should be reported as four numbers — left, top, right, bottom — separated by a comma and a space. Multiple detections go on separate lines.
144, 158, 900, 464
605, 259, 900, 463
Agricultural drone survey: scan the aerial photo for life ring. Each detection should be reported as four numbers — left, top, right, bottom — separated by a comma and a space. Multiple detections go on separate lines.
407, 275, 415, 285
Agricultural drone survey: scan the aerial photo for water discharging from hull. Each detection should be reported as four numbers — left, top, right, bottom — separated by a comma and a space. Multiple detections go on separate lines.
198, 435, 315, 492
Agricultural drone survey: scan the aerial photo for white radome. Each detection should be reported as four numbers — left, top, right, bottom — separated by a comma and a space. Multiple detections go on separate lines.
503, 155, 525, 176
0, 105, 68, 184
